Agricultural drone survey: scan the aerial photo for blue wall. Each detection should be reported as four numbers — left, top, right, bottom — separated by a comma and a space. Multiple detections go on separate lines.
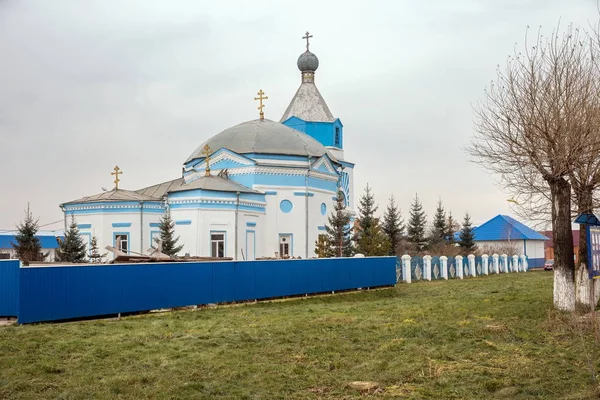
0, 260, 20, 317
17, 257, 396, 324
283, 116, 343, 149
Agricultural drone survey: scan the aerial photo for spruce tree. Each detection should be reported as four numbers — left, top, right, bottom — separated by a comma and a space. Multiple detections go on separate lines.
12, 204, 44, 265
407, 193, 427, 251
88, 236, 107, 263
458, 212, 477, 254
429, 198, 447, 246
314, 234, 332, 258
382, 194, 403, 255
56, 216, 88, 263
315, 190, 354, 257
155, 210, 184, 256
356, 184, 390, 256
445, 212, 457, 244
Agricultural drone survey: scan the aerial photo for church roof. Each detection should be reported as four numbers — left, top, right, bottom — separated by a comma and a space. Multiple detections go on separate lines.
136, 176, 260, 198
169, 176, 262, 194
185, 119, 336, 164
279, 82, 335, 123
136, 178, 184, 199
62, 189, 159, 205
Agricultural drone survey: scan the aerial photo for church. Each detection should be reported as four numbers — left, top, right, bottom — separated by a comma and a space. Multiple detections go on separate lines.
60, 34, 355, 260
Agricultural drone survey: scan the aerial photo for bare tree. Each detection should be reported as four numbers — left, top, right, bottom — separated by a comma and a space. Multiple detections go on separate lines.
469, 24, 600, 311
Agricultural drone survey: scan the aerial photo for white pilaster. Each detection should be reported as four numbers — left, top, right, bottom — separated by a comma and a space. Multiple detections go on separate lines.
423, 255, 432, 281
456, 255, 464, 279
520, 254, 528, 272
501, 254, 508, 273
512, 255, 520, 273
493, 254, 500, 274
468, 254, 476, 277
401, 254, 411, 284
482, 254, 489, 275
440, 256, 448, 280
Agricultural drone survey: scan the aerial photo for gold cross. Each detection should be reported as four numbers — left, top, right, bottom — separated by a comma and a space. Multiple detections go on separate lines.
111, 165, 123, 190
254, 89, 268, 120
302, 31, 313, 51
201, 144, 212, 176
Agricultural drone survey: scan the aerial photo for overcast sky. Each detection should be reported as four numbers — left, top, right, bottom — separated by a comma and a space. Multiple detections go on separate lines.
0, 0, 597, 232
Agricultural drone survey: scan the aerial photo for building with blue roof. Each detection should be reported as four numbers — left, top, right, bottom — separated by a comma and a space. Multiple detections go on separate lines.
469, 215, 547, 268
0, 231, 64, 262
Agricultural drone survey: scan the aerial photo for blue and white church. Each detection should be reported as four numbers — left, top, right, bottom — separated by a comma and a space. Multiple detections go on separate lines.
61, 35, 355, 260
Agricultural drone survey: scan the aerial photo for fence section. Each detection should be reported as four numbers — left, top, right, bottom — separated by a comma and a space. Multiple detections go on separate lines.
396, 253, 528, 283
17, 257, 396, 324
0, 260, 19, 317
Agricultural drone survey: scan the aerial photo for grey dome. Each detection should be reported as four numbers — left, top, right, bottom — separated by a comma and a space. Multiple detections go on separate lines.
185, 119, 336, 164
297, 50, 319, 72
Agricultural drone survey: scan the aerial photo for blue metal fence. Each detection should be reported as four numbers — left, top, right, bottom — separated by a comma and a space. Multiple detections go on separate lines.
16, 257, 396, 324
0, 260, 19, 317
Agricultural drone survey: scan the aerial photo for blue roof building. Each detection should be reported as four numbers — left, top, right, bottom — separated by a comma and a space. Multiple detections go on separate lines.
0, 231, 64, 261
467, 215, 547, 268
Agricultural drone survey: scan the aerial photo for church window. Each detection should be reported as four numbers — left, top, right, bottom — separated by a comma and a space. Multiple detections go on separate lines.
334, 127, 340, 146
115, 234, 128, 253
279, 234, 292, 257
211, 232, 225, 258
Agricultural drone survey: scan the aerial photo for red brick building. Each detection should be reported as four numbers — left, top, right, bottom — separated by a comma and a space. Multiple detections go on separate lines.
542, 230, 580, 263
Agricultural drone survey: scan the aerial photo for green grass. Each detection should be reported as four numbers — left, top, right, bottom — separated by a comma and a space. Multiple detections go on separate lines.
0, 272, 598, 399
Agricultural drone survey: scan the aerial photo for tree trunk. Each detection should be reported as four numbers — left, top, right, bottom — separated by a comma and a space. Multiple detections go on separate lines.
549, 177, 576, 311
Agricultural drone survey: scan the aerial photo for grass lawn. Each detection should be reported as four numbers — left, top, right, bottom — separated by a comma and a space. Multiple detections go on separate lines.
0, 272, 599, 399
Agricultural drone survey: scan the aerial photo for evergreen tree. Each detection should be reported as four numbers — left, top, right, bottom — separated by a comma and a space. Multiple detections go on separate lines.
88, 236, 107, 263
357, 222, 391, 256
356, 184, 391, 256
458, 212, 477, 254
12, 204, 44, 265
357, 184, 378, 234
315, 190, 354, 257
155, 210, 184, 256
445, 212, 457, 244
56, 216, 88, 263
382, 194, 404, 255
429, 198, 447, 246
314, 234, 332, 258
407, 193, 428, 251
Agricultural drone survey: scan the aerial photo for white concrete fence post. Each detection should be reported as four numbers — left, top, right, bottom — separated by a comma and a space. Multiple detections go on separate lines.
423, 255, 432, 281
401, 254, 411, 283
456, 255, 464, 279
520, 254, 528, 272
501, 254, 508, 273
482, 254, 489, 275
512, 255, 519, 273
440, 256, 448, 280
493, 254, 500, 274
468, 254, 476, 277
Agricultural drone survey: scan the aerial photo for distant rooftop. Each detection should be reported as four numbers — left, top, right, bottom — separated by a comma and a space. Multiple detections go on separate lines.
473, 215, 548, 241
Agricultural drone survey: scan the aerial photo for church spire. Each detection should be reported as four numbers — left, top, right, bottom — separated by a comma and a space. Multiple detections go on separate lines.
297, 31, 319, 84
280, 32, 334, 123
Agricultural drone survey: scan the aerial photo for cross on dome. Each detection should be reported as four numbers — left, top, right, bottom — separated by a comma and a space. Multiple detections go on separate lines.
254, 89, 268, 120
201, 144, 213, 176
302, 31, 313, 51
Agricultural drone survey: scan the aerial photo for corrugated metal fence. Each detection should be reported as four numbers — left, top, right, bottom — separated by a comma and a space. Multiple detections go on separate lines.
3, 257, 396, 324
0, 260, 19, 317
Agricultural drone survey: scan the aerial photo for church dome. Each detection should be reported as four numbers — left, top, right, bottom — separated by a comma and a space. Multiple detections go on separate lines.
185, 119, 336, 164
297, 50, 319, 72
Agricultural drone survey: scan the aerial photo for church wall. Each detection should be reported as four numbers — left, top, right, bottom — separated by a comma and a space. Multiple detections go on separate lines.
169, 207, 266, 259
255, 185, 336, 259
66, 210, 163, 260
